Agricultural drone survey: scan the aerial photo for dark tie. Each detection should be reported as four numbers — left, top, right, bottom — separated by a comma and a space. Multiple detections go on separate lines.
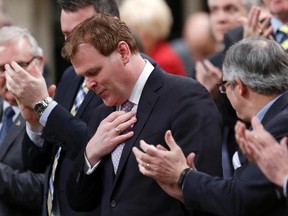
276, 25, 288, 50
111, 100, 134, 173
47, 81, 88, 215
0, 106, 15, 145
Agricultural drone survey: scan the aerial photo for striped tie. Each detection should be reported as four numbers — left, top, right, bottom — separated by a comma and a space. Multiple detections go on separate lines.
0, 106, 15, 145
276, 25, 288, 50
47, 81, 88, 215
111, 100, 134, 173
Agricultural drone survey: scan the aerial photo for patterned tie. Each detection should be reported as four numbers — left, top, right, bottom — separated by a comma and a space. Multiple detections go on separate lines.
47, 81, 88, 215
276, 25, 288, 50
70, 82, 88, 116
111, 100, 134, 173
0, 106, 15, 145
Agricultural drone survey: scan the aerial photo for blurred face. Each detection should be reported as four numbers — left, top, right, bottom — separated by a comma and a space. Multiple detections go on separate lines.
263, 0, 288, 19
71, 43, 131, 106
209, 0, 248, 42
0, 39, 42, 105
60, 5, 96, 39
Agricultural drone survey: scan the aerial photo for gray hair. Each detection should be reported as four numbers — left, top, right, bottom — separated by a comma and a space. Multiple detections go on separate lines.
208, 0, 263, 11
0, 26, 43, 57
223, 36, 288, 95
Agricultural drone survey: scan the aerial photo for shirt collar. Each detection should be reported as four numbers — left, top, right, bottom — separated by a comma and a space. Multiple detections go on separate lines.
256, 94, 283, 121
128, 59, 154, 106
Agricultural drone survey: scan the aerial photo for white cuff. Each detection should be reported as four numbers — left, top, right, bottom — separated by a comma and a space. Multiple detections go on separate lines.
84, 152, 101, 175
26, 123, 44, 148
39, 101, 57, 127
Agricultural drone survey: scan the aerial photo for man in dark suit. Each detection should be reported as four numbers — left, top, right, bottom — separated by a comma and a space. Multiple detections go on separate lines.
4, 1, 118, 215
235, 116, 288, 212
133, 37, 288, 215
56, 13, 223, 216
0, 26, 44, 215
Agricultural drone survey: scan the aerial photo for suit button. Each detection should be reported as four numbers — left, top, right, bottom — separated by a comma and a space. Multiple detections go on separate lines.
111, 200, 117, 207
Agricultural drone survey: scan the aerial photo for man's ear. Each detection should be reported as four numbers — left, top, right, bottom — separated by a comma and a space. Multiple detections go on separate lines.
234, 77, 247, 96
36, 56, 45, 73
117, 41, 130, 65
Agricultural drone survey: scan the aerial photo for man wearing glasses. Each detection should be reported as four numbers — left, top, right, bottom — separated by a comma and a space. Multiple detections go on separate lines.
0, 26, 44, 215
133, 36, 288, 215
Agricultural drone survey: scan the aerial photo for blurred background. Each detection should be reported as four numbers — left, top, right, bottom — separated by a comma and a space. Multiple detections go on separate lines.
2, 0, 208, 84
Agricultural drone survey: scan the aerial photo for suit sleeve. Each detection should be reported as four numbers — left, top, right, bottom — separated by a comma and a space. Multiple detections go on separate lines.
42, 104, 91, 159
171, 78, 223, 176
22, 132, 53, 173
0, 162, 44, 213
181, 114, 288, 216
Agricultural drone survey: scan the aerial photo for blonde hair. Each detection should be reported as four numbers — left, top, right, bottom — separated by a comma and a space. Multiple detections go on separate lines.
120, 0, 173, 41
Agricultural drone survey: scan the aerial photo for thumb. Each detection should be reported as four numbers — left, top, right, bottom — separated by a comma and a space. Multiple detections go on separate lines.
187, 152, 196, 170
280, 137, 288, 148
48, 84, 56, 98
164, 130, 178, 150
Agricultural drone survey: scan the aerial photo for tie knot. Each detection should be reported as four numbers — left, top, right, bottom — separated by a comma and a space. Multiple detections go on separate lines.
120, 100, 134, 112
4, 106, 15, 119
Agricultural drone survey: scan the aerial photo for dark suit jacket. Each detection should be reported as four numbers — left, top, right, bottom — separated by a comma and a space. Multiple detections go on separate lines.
22, 66, 103, 216
66, 64, 223, 216
286, 180, 288, 213
0, 99, 44, 216
182, 92, 288, 216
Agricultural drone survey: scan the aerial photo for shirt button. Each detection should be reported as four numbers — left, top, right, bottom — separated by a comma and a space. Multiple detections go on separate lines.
111, 200, 117, 207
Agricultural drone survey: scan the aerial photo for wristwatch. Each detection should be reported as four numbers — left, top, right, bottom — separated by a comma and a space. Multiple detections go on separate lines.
34, 97, 53, 116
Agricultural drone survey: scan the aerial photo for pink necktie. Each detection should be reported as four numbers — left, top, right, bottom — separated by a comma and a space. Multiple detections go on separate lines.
111, 100, 134, 173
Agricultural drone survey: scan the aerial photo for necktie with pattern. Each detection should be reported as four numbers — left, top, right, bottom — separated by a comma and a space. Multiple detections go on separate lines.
276, 25, 288, 50
111, 100, 134, 174
0, 106, 15, 145
47, 81, 88, 215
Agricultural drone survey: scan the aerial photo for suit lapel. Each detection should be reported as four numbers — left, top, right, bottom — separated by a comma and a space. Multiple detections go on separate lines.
57, 75, 84, 110
0, 114, 25, 159
75, 90, 95, 117
115, 69, 164, 178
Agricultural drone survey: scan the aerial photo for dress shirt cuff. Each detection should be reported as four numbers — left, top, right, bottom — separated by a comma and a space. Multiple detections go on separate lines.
84, 152, 101, 175
283, 175, 288, 197
26, 123, 44, 148
39, 101, 57, 127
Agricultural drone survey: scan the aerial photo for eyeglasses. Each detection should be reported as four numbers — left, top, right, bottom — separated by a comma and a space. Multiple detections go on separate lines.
217, 80, 228, 93
0, 56, 38, 75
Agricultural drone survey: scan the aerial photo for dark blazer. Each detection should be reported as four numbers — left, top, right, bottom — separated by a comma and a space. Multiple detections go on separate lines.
66, 64, 223, 216
22, 66, 103, 216
0, 99, 44, 216
286, 180, 288, 213
182, 92, 288, 216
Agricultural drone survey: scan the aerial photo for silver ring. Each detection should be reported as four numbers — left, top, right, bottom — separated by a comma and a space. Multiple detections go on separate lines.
115, 127, 121, 134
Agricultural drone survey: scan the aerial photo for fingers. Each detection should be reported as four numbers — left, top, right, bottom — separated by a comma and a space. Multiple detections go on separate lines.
250, 116, 262, 130
132, 145, 154, 175
106, 110, 136, 123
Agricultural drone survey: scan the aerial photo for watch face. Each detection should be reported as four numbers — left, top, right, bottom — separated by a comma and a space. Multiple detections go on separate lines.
34, 102, 45, 115
33, 97, 52, 116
